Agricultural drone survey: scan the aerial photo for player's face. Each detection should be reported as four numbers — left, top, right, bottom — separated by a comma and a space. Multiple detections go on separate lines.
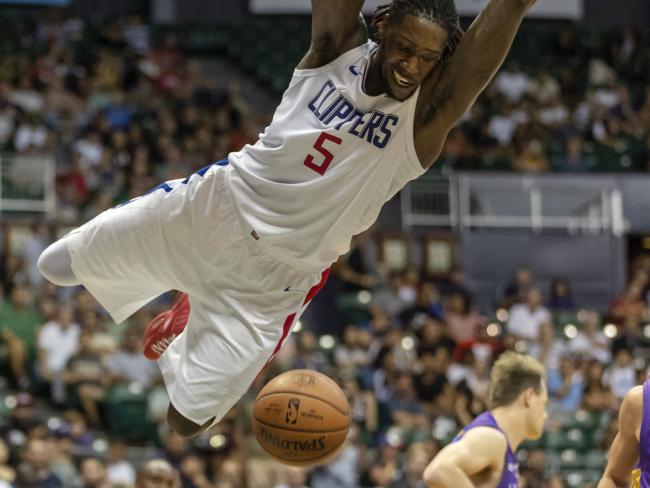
379, 15, 448, 101
527, 382, 548, 440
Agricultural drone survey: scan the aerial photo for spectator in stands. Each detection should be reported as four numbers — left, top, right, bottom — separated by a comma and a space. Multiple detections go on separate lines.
547, 355, 584, 415
553, 135, 593, 172
501, 265, 533, 308
107, 328, 160, 389
388, 442, 433, 488
582, 360, 618, 412
136, 459, 179, 488
443, 292, 483, 343
335, 324, 371, 379
106, 439, 136, 487
343, 377, 378, 435
612, 316, 646, 355
372, 346, 400, 425
50, 433, 80, 488
37, 303, 80, 403
388, 372, 424, 431
567, 309, 611, 364
506, 287, 552, 343
604, 347, 636, 400
547, 276, 576, 312
179, 453, 214, 488
292, 330, 328, 372
161, 430, 190, 470
372, 273, 409, 319
513, 139, 550, 173
0, 439, 15, 486
364, 443, 401, 487
415, 315, 455, 354
335, 234, 378, 292
413, 346, 449, 404
274, 466, 308, 488
62, 329, 109, 426
79, 457, 110, 488
15, 437, 62, 487
529, 320, 568, 370
0, 284, 42, 389
400, 281, 444, 327
0, 393, 41, 445
213, 457, 245, 487
14, 113, 51, 154
310, 434, 361, 488
23, 223, 50, 288
494, 62, 531, 105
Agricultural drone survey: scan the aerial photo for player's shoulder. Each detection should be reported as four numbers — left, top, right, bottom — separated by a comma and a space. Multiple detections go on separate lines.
457, 425, 508, 451
622, 385, 644, 416
620, 384, 644, 435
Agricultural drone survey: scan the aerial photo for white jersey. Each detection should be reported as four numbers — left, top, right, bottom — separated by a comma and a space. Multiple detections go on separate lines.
228, 40, 426, 272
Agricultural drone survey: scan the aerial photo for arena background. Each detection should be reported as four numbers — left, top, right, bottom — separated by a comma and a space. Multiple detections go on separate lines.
0, 0, 649, 486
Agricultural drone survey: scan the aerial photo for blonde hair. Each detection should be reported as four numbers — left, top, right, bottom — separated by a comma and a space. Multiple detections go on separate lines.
489, 352, 545, 408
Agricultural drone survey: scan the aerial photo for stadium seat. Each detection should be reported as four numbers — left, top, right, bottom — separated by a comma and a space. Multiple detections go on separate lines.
104, 385, 157, 442
546, 428, 590, 452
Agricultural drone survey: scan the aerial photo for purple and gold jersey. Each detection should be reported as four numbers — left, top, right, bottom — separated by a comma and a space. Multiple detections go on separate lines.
633, 380, 650, 488
453, 411, 519, 488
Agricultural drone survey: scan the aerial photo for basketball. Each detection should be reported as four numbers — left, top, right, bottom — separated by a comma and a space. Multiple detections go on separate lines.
252, 369, 351, 466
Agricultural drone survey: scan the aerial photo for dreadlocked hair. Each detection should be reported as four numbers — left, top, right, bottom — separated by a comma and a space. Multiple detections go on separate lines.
371, 0, 464, 61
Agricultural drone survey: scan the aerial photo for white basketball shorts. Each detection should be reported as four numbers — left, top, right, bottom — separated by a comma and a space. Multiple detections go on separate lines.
66, 161, 327, 425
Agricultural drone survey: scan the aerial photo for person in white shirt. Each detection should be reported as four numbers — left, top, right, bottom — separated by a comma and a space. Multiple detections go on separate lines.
274, 466, 309, 488
506, 287, 552, 342
604, 348, 637, 400
37, 303, 80, 403
567, 309, 611, 364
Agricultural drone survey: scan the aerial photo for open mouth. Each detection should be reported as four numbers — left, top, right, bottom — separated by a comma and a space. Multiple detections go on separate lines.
392, 69, 413, 88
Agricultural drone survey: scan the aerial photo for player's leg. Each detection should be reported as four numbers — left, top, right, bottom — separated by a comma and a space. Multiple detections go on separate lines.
151, 266, 329, 438
141, 292, 214, 436
166, 404, 215, 437
37, 233, 81, 286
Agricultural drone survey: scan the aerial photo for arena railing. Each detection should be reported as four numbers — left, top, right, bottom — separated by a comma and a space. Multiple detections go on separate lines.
0, 153, 56, 215
402, 171, 627, 236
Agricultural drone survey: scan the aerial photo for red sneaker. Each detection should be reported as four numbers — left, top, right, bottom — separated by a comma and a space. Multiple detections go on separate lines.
142, 293, 191, 360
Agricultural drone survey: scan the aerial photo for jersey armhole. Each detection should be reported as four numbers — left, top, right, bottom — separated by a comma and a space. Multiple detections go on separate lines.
292, 40, 373, 78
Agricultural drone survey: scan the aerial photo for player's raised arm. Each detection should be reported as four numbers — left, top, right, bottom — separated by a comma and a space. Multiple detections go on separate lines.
298, 0, 368, 69
597, 386, 643, 488
422, 427, 507, 488
414, 0, 536, 166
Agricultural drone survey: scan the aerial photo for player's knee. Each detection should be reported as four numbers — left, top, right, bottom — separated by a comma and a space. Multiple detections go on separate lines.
166, 403, 214, 438
38, 241, 78, 286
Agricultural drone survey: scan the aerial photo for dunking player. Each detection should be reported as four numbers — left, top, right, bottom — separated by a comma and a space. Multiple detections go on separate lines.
38, 0, 537, 437
597, 383, 648, 488
423, 353, 547, 488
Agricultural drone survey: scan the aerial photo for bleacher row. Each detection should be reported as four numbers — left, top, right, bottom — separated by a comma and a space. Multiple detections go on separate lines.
520, 409, 611, 487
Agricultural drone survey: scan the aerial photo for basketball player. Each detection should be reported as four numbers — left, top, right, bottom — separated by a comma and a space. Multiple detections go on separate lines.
38, 0, 537, 437
597, 384, 646, 488
423, 352, 547, 488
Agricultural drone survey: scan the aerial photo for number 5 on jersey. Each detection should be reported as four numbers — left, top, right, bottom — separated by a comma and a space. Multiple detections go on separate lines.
304, 132, 343, 176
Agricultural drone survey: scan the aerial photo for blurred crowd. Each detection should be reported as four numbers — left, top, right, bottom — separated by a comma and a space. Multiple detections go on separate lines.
3, 224, 650, 487
1, 7, 650, 488
0, 10, 259, 223
441, 26, 650, 172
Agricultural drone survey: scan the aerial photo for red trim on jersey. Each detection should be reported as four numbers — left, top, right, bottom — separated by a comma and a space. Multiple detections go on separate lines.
271, 268, 331, 356
303, 268, 331, 306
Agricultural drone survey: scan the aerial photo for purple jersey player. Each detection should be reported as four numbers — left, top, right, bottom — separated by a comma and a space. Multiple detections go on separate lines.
424, 353, 547, 488
598, 379, 650, 488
